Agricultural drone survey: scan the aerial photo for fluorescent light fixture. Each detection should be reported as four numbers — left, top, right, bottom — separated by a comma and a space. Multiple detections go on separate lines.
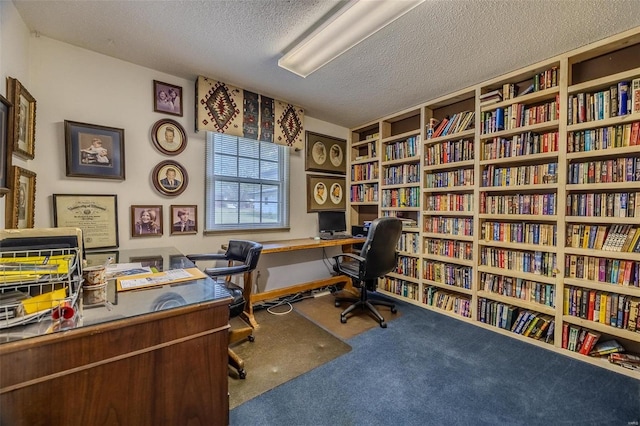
278, 0, 425, 78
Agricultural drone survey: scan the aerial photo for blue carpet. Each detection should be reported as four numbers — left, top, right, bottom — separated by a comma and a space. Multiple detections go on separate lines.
230, 301, 640, 425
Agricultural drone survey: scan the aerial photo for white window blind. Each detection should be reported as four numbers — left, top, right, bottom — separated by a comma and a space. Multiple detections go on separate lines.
205, 133, 290, 231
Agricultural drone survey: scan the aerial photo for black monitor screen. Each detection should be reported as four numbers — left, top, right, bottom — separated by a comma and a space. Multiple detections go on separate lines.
318, 211, 346, 234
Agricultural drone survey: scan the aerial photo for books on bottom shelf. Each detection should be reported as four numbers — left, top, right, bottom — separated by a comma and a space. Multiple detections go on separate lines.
510, 310, 555, 343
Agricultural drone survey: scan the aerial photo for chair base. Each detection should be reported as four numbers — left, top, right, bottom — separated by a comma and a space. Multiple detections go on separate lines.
228, 325, 254, 379
335, 291, 397, 328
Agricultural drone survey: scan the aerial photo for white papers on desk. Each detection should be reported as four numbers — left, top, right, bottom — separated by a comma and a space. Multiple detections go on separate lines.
118, 269, 195, 290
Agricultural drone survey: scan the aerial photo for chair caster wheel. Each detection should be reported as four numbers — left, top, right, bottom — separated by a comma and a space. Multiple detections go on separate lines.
340, 316, 347, 324
238, 369, 246, 379
335, 301, 341, 307
380, 322, 387, 328
248, 335, 255, 342
391, 307, 397, 314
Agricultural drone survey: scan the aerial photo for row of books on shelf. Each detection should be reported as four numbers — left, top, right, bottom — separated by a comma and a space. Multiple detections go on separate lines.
423, 261, 472, 289
397, 232, 419, 254
480, 248, 557, 277
567, 157, 640, 184
423, 138, 474, 166
479, 66, 559, 106
423, 216, 473, 237
481, 163, 557, 187
480, 272, 555, 307
480, 193, 557, 215
425, 169, 474, 189
426, 111, 475, 139
383, 136, 420, 161
564, 286, 640, 332
381, 187, 420, 208
382, 163, 420, 185
565, 255, 640, 287
382, 277, 419, 301
395, 256, 419, 279
567, 122, 640, 152
481, 221, 557, 247
567, 78, 640, 125
481, 96, 559, 134
350, 184, 378, 203
478, 300, 555, 343
423, 286, 472, 318
566, 191, 640, 218
566, 224, 640, 252
481, 131, 558, 160
350, 163, 379, 181
425, 193, 474, 213
424, 238, 473, 261
564, 331, 640, 371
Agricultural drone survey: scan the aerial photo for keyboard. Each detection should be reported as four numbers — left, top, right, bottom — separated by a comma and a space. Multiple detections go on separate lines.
319, 233, 353, 240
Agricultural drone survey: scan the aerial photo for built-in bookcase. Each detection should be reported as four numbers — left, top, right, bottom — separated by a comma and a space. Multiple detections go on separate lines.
347, 27, 640, 379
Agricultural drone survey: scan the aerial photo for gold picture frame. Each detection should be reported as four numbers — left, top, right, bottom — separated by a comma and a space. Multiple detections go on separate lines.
6, 166, 36, 229
7, 77, 36, 160
304, 131, 346, 175
306, 174, 346, 212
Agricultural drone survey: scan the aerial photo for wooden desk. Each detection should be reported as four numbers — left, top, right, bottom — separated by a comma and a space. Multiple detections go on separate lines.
238, 237, 365, 327
0, 248, 232, 426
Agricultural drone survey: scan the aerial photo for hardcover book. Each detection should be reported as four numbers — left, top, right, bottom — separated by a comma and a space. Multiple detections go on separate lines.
589, 339, 625, 356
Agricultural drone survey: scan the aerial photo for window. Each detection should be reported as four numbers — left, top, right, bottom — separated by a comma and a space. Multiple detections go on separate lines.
205, 133, 290, 231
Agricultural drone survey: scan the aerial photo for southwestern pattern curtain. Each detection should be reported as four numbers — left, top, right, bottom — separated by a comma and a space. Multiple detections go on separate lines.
196, 76, 304, 150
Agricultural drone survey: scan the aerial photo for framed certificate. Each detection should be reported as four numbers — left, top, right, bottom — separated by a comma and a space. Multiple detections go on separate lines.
53, 194, 119, 250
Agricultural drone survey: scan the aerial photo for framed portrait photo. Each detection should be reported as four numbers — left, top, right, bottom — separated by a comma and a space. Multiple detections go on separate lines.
305, 131, 346, 175
7, 77, 36, 160
153, 80, 182, 117
0, 94, 11, 197
170, 204, 197, 235
131, 205, 163, 238
53, 194, 119, 250
65, 120, 125, 180
306, 174, 346, 212
151, 118, 187, 155
6, 166, 36, 229
152, 160, 188, 196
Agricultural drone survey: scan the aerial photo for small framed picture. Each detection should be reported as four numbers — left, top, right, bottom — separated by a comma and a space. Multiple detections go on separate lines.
64, 120, 125, 180
151, 119, 187, 155
152, 160, 188, 196
305, 131, 346, 175
6, 166, 36, 229
306, 174, 346, 212
170, 205, 197, 235
131, 205, 163, 237
153, 80, 182, 116
7, 78, 36, 160
0, 94, 11, 196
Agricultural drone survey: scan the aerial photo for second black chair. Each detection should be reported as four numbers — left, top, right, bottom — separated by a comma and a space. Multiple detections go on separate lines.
333, 217, 403, 328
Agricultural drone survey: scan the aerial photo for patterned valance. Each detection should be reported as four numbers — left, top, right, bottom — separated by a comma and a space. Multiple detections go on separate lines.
196, 76, 305, 150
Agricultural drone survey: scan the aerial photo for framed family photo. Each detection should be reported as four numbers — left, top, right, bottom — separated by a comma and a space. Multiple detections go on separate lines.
305, 131, 346, 175
152, 160, 188, 196
53, 194, 120, 250
131, 205, 163, 238
65, 120, 125, 180
151, 118, 187, 155
6, 166, 36, 229
7, 77, 36, 160
306, 174, 346, 212
170, 205, 197, 235
153, 80, 182, 116
0, 94, 11, 197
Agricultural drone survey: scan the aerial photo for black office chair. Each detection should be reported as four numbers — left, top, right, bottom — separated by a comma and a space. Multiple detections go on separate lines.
333, 217, 403, 328
187, 240, 263, 379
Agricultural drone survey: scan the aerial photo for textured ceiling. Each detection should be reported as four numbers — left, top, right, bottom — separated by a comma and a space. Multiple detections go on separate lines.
12, 0, 640, 128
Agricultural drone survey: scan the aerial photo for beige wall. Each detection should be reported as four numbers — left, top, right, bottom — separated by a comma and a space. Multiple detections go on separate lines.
1, 3, 350, 292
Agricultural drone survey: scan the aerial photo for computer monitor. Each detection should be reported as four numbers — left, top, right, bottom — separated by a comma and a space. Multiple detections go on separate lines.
318, 211, 347, 235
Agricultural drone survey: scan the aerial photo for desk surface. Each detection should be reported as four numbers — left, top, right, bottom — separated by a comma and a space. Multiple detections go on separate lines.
256, 237, 365, 254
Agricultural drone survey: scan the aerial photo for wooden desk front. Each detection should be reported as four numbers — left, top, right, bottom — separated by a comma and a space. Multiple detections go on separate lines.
238, 237, 365, 327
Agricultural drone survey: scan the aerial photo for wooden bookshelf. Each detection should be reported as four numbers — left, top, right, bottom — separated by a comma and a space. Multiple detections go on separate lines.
347, 26, 640, 379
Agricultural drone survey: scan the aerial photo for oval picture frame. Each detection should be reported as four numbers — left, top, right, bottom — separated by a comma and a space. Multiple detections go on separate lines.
151, 119, 187, 155
152, 160, 188, 196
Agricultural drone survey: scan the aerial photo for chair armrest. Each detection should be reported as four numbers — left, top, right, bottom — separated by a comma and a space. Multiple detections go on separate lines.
332, 252, 364, 263
186, 253, 228, 262
203, 264, 249, 278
